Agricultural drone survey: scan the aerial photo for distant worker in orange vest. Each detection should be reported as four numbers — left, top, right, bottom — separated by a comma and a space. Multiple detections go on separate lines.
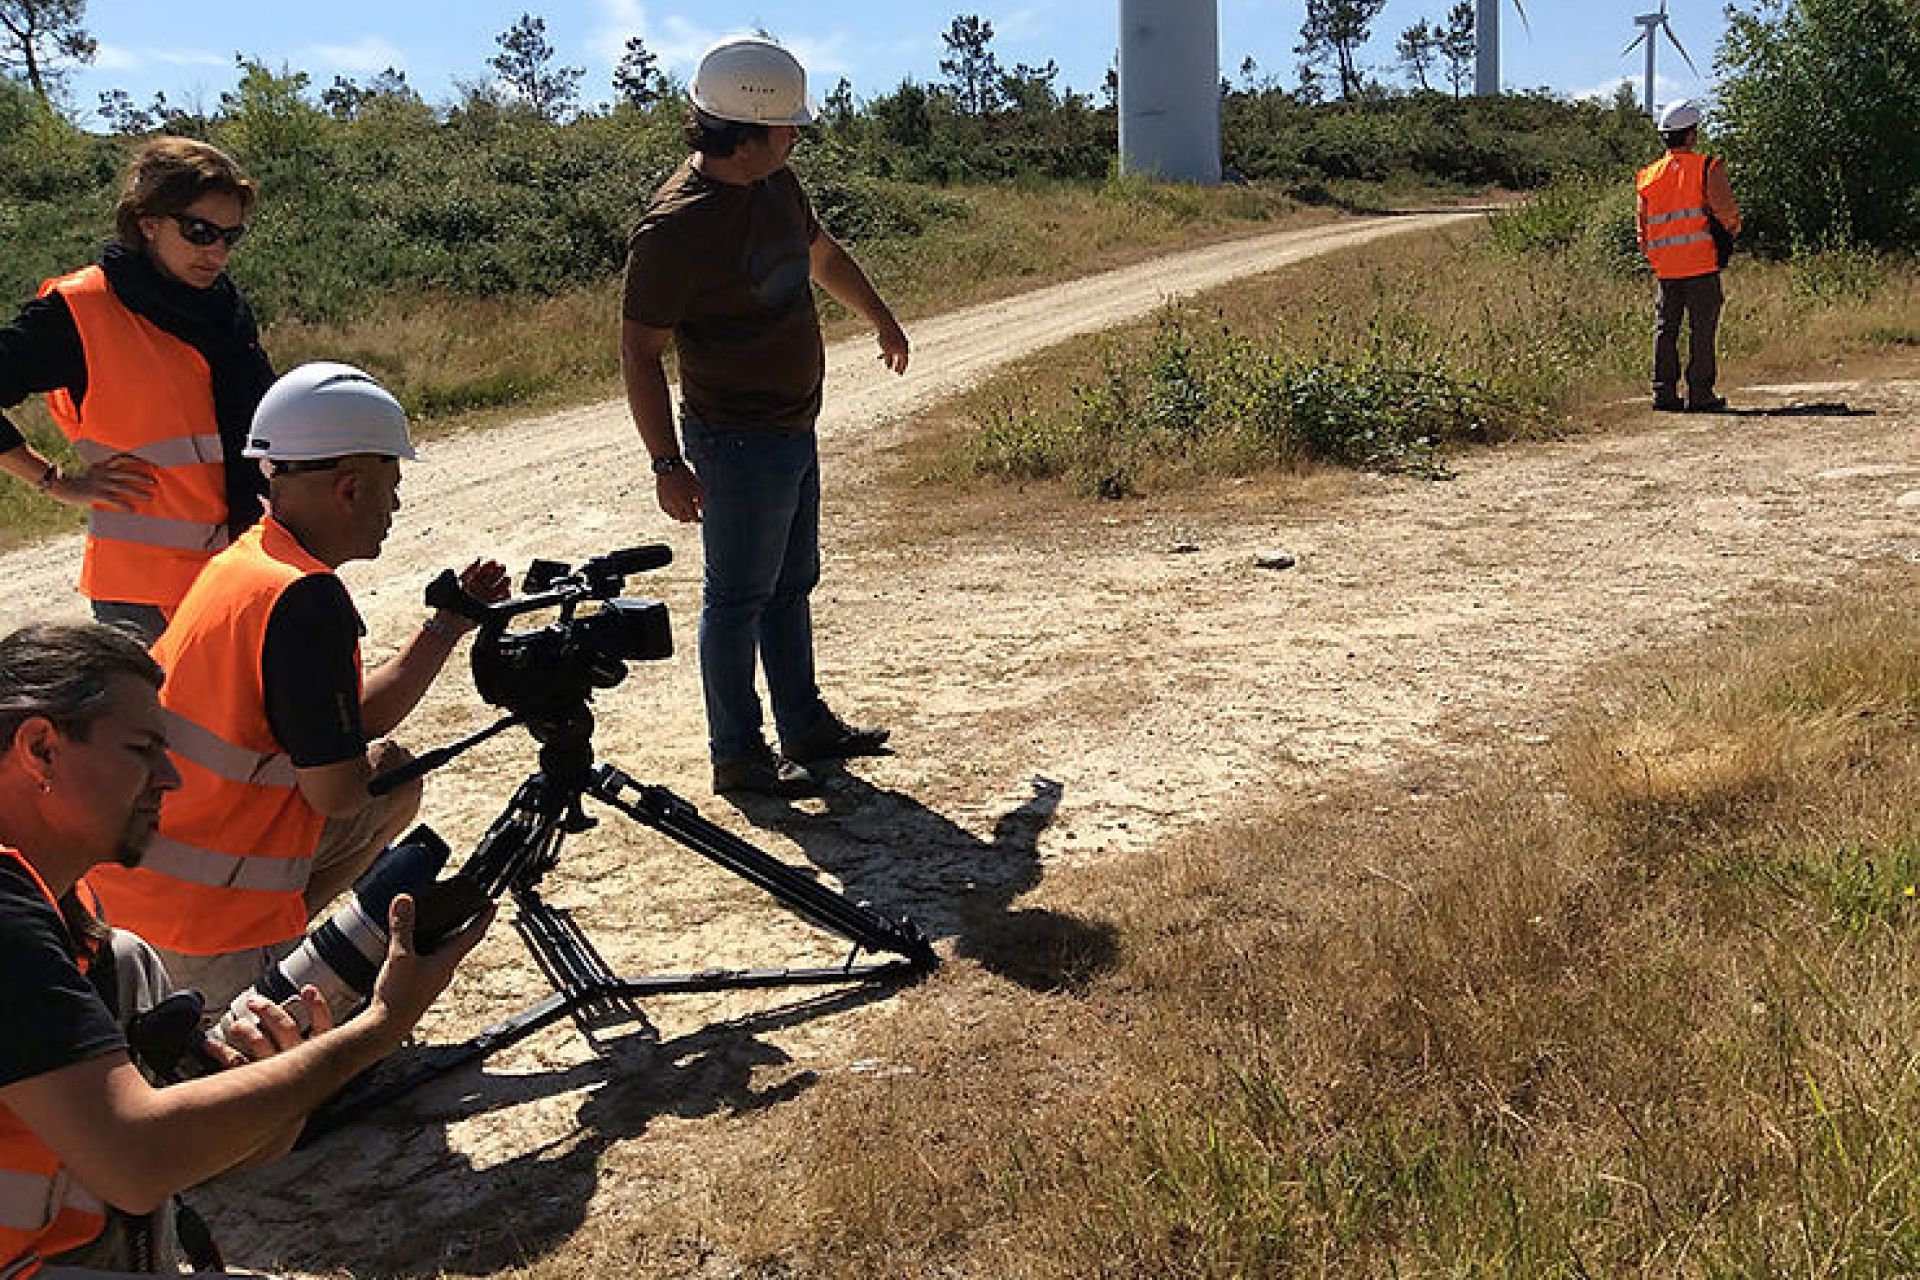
0, 621, 493, 1280
0, 138, 278, 643
87, 363, 508, 1011
1636, 99, 1742, 413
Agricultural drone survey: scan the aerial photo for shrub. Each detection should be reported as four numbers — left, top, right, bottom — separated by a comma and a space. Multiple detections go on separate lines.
964, 306, 1522, 494
1716, 0, 1920, 252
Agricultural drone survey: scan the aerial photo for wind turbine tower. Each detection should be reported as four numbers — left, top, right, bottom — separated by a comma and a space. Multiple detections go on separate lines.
1623, 1, 1699, 116
1118, 0, 1221, 184
1474, 0, 1531, 96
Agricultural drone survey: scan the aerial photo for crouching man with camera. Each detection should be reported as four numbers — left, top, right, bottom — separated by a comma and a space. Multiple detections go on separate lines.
86, 362, 508, 1012
0, 621, 493, 1279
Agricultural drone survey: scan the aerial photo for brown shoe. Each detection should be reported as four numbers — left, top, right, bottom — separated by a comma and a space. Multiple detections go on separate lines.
713, 743, 819, 798
783, 711, 891, 764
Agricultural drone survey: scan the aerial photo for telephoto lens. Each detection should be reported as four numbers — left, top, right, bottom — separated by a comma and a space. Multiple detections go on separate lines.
216, 825, 452, 1039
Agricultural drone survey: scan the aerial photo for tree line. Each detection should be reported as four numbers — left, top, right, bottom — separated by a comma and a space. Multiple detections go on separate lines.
2, 0, 1908, 291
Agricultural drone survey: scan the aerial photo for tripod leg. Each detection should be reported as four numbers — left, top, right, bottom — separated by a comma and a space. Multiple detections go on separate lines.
513, 889, 651, 1047
590, 765, 938, 971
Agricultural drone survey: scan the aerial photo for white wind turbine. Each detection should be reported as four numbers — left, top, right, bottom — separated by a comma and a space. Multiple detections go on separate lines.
1474, 0, 1531, 97
1623, 0, 1701, 116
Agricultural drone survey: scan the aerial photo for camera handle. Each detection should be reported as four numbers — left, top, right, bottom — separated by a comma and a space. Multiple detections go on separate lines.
368, 713, 523, 798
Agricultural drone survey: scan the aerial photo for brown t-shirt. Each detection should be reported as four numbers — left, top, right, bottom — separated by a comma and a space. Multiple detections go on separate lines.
622, 159, 824, 432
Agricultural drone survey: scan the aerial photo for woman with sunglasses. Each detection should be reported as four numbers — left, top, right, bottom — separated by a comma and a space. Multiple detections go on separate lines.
0, 137, 275, 642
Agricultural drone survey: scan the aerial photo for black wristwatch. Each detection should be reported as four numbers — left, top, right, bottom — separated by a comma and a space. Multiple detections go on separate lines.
651, 454, 687, 476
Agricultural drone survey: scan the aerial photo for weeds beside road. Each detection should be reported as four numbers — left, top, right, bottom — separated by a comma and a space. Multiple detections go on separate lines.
943, 194, 1919, 497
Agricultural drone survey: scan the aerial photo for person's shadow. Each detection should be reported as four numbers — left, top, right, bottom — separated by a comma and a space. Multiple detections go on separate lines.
736, 772, 1121, 994
1720, 401, 1875, 418
190, 985, 882, 1276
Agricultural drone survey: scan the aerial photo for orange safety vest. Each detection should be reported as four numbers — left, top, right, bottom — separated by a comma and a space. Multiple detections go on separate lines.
87, 516, 360, 955
0, 850, 108, 1280
1636, 151, 1721, 281
39, 265, 231, 610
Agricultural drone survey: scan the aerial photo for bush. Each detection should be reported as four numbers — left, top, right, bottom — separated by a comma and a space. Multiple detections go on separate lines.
964, 306, 1522, 494
1490, 179, 1643, 277
1716, 0, 1920, 253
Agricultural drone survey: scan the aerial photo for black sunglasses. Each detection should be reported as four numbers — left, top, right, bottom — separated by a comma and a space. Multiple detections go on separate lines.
170, 213, 248, 249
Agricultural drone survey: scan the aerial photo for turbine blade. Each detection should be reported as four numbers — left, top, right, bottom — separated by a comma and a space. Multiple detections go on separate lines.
1622, 31, 1649, 56
1510, 0, 1533, 36
1663, 22, 1701, 77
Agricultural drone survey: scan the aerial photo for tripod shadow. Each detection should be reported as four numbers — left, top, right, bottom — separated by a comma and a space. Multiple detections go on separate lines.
751, 773, 1121, 994
196, 985, 882, 1276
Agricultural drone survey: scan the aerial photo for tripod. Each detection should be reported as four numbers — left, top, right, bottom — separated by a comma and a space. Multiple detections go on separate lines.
306, 707, 937, 1136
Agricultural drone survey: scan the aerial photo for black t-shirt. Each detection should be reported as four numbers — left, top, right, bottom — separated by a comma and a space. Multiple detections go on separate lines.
0, 293, 85, 452
0, 858, 125, 1089
260, 573, 366, 768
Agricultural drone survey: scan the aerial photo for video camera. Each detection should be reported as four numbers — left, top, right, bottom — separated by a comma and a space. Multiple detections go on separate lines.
425, 546, 675, 733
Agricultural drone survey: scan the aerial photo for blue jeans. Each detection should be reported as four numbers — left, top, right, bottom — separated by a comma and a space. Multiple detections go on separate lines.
683, 420, 830, 764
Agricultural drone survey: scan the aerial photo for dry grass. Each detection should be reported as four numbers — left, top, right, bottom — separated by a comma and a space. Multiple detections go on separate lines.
0, 400, 83, 551
564, 567, 1920, 1277
1, 180, 1339, 551
269, 181, 1322, 444
926, 223, 1920, 498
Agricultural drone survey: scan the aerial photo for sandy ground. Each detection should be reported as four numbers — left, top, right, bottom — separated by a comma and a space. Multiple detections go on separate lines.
4, 213, 1916, 1276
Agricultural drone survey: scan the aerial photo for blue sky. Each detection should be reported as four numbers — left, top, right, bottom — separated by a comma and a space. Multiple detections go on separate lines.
66, 0, 1734, 124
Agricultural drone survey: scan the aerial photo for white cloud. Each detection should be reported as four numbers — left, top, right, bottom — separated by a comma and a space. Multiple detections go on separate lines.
93, 43, 227, 72
588, 2, 717, 77
92, 43, 140, 71
1573, 74, 1637, 103
993, 8, 1048, 43
586, 4, 855, 91
591, 0, 647, 68
307, 36, 407, 75
781, 33, 853, 84
1574, 70, 1692, 108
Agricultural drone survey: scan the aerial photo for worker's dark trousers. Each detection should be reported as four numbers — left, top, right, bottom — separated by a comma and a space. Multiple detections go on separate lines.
1652, 271, 1724, 406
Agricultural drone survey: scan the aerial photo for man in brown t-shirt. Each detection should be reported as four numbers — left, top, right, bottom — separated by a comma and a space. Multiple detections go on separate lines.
621, 36, 910, 798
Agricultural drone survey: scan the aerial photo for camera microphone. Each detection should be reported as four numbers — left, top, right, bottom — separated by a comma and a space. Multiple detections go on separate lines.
590, 545, 673, 577
214, 825, 453, 1038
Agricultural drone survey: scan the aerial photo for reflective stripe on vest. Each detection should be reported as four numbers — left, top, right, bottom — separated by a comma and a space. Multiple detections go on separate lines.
0, 851, 109, 1277
38, 265, 228, 609
85, 518, 354, 955
138, 834, 312, 894
1636, 152, 1720, 280
72, 433, 225, 470
86, 509, 229, 555
161, 708, 298, 788
0, 1169, 104, 1230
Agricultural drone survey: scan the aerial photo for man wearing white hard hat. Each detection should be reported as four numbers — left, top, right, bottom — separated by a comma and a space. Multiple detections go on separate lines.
87, 362, 508, 1009
621, 35, 910, 798
1636, 99, 1742, 412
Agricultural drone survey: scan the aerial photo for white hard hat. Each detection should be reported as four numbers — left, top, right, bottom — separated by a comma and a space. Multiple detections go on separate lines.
1658, 99, 1701, 131
244, 362, 416, 462
689, 36, 814, 126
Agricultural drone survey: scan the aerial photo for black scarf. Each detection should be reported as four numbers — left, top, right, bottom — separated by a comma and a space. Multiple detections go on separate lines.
98, 241, 275, 538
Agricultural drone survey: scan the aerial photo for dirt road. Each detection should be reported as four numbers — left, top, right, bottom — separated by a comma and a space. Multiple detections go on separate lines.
7, 214, 1915, 1275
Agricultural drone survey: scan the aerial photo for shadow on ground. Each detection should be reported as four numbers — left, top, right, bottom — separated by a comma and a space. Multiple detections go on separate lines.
198, 772, 1119, 1275
1723, 401, 1875, 418
194, 985, 885, 1276
759, 771, 1121, 994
